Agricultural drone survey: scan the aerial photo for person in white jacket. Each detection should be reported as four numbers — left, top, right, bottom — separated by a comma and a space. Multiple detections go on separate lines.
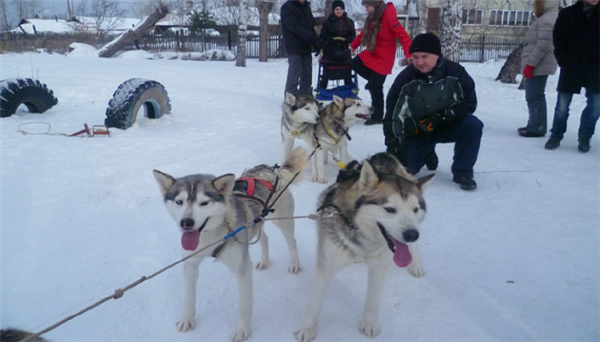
517, 0, 559, 137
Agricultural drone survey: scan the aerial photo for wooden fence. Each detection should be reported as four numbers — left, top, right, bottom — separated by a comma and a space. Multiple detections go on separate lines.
1, 31, 521, 62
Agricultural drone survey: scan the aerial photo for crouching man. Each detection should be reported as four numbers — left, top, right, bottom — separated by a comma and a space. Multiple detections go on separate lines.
383, 33, 483, 191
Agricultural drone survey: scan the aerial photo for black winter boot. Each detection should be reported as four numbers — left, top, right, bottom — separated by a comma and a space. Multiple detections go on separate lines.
545, 137, 561, 150
578, 138, 590, 153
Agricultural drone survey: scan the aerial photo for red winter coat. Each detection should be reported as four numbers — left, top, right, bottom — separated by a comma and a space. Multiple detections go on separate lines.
350, 2, 412, 75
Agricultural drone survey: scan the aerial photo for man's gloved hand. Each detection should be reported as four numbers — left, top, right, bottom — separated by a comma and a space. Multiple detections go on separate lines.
385, 138, 402, 157
523, 65, 535, 79
418, 113, 443, 134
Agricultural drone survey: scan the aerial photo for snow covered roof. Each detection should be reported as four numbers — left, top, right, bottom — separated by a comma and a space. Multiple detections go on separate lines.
12, 19, 74, 34
11, 17, 143, 35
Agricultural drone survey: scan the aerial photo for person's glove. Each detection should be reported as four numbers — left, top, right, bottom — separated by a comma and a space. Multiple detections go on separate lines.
418, 113, 443, 134
327, 37, 335, 44
385, 138, 402, 157
523, 65, 535, 79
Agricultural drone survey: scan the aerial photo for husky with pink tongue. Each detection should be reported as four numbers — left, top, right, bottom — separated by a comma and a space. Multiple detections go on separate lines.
153, 147, 307, 342
295, 153, 434, 342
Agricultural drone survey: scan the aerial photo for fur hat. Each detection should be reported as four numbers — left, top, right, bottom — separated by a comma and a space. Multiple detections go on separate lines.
409, 33, 442, 56
332, 0, 345, 11
362, 0, 384, 7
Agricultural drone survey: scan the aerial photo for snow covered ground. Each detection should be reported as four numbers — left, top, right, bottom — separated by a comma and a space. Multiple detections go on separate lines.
1, 48, 598, 342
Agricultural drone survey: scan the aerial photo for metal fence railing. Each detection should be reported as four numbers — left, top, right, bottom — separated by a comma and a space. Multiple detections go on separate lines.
1, 31, 522, 62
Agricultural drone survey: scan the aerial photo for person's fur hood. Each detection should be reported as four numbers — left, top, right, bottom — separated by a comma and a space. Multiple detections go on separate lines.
534, 0, 559, 17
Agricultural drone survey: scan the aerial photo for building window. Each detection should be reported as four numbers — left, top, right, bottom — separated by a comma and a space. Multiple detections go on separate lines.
462, 9, 483, 25
489, 10, 533, 27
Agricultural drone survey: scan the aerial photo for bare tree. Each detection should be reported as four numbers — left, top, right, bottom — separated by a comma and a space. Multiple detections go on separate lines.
74, 0, 89, 19
0, 0, 12, 31
90, 0, 126, 36
11, 0, 26, 19
236, 0, 249, 67
440, 0, 462, 62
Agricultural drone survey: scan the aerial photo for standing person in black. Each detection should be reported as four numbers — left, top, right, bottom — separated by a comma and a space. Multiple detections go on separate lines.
545, 0, 599, 152
281, 0, 326, 95
318, 0, 356, 88
383, 33, 483, 191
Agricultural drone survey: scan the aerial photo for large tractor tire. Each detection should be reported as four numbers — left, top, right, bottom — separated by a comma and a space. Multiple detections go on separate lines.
105, 78, 171, 130
0, 78, 59, 118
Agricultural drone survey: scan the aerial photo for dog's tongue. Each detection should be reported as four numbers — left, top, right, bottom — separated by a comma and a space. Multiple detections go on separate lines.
181, 230, 200, 251
392, 239, 412, 267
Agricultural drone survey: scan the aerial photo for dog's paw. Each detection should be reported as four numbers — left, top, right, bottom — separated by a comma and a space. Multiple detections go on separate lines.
317, 177, 328, 184
255, 260, 269, 270
310, 175, 319, 183
175, 317, 195, 332
288, 263, 302, 274
294, 327, 317, 342
230, 326, 251, 342
408, 264, 426, 278
359, 320, 381, 337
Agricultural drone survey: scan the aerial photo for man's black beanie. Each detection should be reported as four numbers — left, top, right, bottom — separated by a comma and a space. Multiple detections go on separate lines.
409, 33, 442, 56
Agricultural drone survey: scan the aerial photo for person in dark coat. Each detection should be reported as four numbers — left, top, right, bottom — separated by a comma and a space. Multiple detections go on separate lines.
383, 33, 483, 191
350, 0, 412, 125
318, 0, 356, 88
545, 0, 599, 152
281, 0, 326, 95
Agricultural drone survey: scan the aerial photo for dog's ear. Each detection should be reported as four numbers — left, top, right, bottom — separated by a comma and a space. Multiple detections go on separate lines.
212, 173, 236, 197
285, 92, 297, 106
153, 170, 176, 196
332, 95, 344, 107
416, 174, 435, 192
358, 161, 379, 192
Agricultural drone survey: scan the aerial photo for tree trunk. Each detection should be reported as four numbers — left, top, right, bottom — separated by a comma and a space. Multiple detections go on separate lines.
98, 6, 167, 58
440, 0, 462, 63
495, 43, 524, 84
236, 0, 249, 67
325, 0, 334, 17
257, 0, 275, 62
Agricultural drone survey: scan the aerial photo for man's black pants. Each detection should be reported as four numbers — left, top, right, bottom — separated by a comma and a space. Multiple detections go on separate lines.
350, 56, 387, 120
398, 115, 484, 177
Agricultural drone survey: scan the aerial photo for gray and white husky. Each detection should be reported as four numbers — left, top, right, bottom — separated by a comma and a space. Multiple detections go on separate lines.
281, 91, 320, 164
294, 153, 434, 342
153, 147, 307, 342
312, 95, 373, 183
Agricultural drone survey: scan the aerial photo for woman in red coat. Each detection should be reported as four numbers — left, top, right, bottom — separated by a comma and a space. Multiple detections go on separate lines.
350, 0, 412, 125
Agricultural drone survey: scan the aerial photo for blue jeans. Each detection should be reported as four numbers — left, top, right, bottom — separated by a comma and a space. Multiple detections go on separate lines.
524, 75, 549, 134
549, 90, 600, 140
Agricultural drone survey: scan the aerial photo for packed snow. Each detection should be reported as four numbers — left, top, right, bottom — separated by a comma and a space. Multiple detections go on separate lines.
1, 45, 598, 342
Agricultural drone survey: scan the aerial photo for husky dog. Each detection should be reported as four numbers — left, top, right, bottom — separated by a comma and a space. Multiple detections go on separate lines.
294, 153, 434, 342
312, 95, 373, 183
153, 147, 307, 342
0, 329, 48, 342
281, 91, 320, 163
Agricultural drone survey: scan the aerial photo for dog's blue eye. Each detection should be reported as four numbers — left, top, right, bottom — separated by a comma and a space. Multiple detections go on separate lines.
200, 201, 210, 206
384, 207, 396, 214
175, 200, 183, 205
